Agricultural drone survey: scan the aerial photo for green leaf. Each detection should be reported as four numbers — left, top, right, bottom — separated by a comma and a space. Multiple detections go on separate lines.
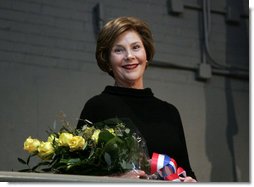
120, 160, 133, 170
104, 152, 111, 166
41, 168, 52, 172
18, 169, 33, 172
31, 161, 51, 171
26, 155, 31, 165
59, 158, 81, 167
124, 128, 130, 134
17, 158, 26, 165
98, 130, 115, 144
67, 158, 81, 164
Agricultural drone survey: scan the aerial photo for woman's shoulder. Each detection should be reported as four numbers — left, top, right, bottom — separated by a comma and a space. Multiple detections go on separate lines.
150, 96, 181, 118
85, 93, 109, 106
152, 95, 178, 109
84, 87, 119, 108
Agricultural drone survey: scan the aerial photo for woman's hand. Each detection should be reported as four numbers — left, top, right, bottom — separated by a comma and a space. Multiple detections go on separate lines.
110, 170, 197, 182
120, 170, 148, 179
111, 170, 148, 179
179, 176, 197, 182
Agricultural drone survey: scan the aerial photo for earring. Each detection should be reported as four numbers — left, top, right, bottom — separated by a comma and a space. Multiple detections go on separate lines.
145, 60, 149, 68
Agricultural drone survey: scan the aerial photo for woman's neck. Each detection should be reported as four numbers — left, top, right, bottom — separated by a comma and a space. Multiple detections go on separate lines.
114, 80, 144, 89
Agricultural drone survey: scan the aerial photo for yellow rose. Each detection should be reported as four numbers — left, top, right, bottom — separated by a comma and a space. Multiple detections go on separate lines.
37, 141, 54, 160
82, 126, 95, 139
47, 134, 58, 144
106, 128, 115, 136
58, 132, 73, 146
23, 136, 41, 154
68, 136, 86, 151
91, 129, 101, 144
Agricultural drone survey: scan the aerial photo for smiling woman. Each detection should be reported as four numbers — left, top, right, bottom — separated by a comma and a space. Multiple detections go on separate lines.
95, 17, 154, 79
77, 16, 197, 182
109, 31, 147, 88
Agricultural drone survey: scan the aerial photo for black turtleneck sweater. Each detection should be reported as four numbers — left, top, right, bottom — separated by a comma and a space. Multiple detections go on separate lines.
77, 86, 196, 179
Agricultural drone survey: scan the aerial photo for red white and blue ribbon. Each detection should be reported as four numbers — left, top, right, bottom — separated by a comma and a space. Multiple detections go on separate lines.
150, 152, 186, 181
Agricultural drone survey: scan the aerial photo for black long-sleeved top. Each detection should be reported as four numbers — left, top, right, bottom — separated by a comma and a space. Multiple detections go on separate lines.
77, 86, 196, 179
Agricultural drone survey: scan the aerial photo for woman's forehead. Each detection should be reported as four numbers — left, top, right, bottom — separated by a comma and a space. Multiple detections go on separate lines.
113, 31, 143, 45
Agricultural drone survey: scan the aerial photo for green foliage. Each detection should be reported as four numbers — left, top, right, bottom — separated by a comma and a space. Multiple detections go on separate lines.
18, 117, 150, 176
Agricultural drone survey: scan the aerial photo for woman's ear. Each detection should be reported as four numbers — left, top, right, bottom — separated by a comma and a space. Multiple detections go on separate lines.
145, 60, 149, 69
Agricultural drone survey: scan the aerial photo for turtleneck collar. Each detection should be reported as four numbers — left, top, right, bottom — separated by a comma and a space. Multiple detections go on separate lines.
102, 86, 154, 97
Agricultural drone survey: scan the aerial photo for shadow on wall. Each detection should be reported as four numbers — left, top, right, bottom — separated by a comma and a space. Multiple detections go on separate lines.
205, 79, 239, 182
204, 0, 249, 182
225, 79, 238, 182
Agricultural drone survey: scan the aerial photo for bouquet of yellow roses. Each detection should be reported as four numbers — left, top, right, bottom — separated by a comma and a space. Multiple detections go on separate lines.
18, 115, 150, 176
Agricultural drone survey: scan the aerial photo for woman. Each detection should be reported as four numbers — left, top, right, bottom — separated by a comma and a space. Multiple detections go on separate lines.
77, 16, 197, 182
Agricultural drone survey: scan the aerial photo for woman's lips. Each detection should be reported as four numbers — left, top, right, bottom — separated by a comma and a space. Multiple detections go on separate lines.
122, 64, 139, 70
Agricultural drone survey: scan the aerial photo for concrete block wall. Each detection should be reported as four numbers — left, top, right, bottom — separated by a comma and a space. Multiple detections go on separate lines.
0, 0, 249, 182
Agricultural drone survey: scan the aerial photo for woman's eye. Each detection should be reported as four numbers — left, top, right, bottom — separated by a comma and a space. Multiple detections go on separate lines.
133, 45, 140, 50
114, 48, 123, 53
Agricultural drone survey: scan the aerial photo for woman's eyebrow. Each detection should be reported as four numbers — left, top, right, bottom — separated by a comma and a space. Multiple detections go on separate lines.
113, 41, 142, 47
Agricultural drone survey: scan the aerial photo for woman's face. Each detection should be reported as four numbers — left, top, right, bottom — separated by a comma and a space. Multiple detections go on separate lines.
109, 30, 147, 89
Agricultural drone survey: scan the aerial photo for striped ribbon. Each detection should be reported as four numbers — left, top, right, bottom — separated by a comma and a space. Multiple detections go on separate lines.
150, 152, 186, 181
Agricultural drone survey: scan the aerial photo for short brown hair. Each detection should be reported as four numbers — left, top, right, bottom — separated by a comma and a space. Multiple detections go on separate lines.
95, 16, 155, 77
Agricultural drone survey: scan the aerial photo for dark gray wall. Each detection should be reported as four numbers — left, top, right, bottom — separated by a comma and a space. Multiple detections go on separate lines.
0, 0, 249, 182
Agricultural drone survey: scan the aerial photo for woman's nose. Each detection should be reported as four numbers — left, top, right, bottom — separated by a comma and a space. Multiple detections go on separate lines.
125, 50, 135, 60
